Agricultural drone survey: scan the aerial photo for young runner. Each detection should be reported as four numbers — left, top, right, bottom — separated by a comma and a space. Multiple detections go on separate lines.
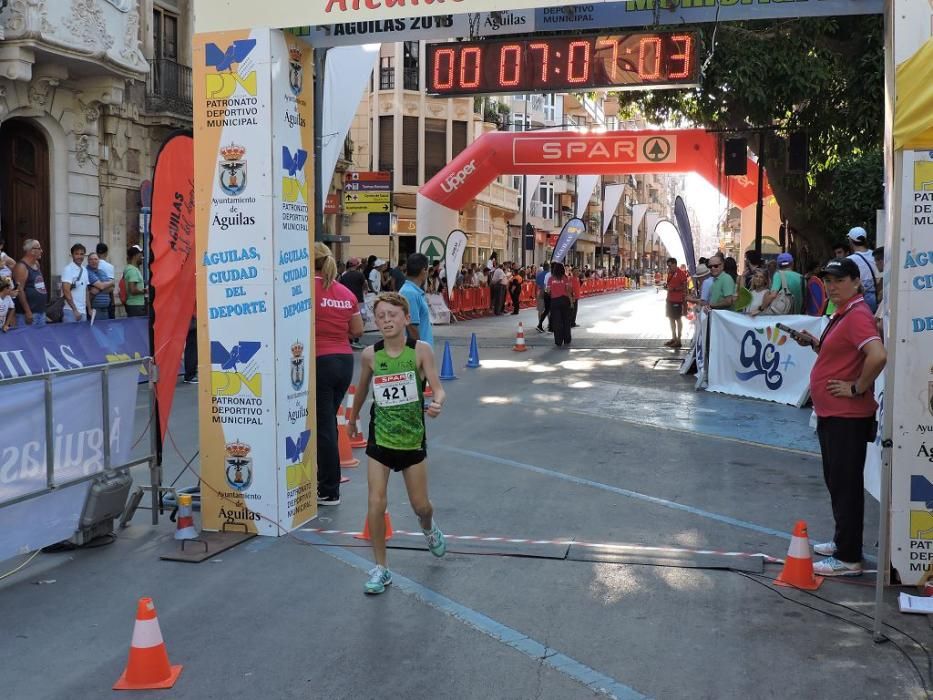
348, 292, 447, 594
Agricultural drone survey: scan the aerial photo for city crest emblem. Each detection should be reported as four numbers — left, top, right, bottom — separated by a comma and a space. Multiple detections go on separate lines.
224, 440, 253, 492
288, 47, 303, 96
291, 341, 305, 391
218, 143, 247, 196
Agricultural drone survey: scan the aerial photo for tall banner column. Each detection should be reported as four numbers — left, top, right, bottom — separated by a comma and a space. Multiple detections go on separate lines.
193, 29, 317, 535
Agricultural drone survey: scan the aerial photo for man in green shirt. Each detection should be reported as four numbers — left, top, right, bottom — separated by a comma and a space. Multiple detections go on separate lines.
707, 254, 736, 309
123, 245, 147, 317
761, 252, 804, 314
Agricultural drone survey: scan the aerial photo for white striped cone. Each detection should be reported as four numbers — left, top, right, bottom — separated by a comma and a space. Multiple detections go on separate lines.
174, 494, 198, 541
113, 597, 182, 690
775, 520, 823, 590
513, 321, 527, 352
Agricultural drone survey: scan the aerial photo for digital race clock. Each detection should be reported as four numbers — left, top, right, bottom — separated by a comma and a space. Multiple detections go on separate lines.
425, 32, 699, 96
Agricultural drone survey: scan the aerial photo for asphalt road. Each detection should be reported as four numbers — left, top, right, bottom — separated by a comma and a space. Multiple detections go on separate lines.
1, 289, 929, 700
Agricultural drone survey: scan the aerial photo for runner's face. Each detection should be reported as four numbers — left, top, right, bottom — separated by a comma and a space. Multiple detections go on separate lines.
375, 302, 408, 337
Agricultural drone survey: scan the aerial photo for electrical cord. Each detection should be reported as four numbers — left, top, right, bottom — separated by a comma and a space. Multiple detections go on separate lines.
0, 550, 42, 581
733, 570, 931, 695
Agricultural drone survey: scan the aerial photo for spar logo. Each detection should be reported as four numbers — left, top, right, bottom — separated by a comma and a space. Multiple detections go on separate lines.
210, 340, 262, 397
285, 429, 314, 489
205, 38, 258, 99
439, 159, 476, 194
735, 326, 796, 391
282, 147, 309, 203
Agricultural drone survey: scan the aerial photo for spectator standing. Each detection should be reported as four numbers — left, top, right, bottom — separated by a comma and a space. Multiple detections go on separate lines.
535, 262, 551, 333
389, 260, 406, 293
86, 251, 115, 320
833, 242, 850, 261
805, 260, 828, 317
486, 251, 498, 272
13, 238, 48, 327
490, 260, 506, 315
508, 264, 523, 315
568, 265, 582, 328
314, 243, 364, 506
760, 252, 804, 315
707, 254, 737, 311
183, 307, 198, 384
742, 251, 764, 289
794, 258, 886, 576
0, 276, 16, 331
664, 257, 688, 348
687, 263, 712, 306
61, 243, 88, 323
368, 258, 386, 293
846, 227, 880, 313
123, 245, 148, 317
96, 243, 116, 319
399, 253, 433, 348
547, 262, 573, 347
724, 257, 739, 283
745, 269, 771, 316
0, 238, 15, 276
340, 257, 367, 350
363, 255, 377, 292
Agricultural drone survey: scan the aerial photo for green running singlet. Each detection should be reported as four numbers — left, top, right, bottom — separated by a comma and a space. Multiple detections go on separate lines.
370, 338, 424, 451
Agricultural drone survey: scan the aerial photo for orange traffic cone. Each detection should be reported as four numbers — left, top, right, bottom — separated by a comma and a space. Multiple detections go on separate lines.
354, 512, 394, 541
173, 493, 198, 540
513, 321, 528, 352
113, 597, 183, 690
345, 386, 367, 449
774, 521, 824, 590
337, 408, 360, 467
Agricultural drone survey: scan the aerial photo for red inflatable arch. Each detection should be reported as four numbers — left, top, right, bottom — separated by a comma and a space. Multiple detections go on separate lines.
416, 128, 769, 242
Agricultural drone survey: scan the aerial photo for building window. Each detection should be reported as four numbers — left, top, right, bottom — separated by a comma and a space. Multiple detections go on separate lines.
606, 116, 619, 131
510, 112, 530, 131
153, 7, 178, 60
379, 115, 394, 172
476, 205, 490, 233
543, 94, 557, 122
424, 118, 447, 183
539, 181, 554, 221
403, 41, 419, 91
379, 56, 395, 90
452, 121, 467, 158
402, 116, 419, 186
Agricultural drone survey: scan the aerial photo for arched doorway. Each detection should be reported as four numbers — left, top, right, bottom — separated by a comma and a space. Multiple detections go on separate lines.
0, 119, 51, 289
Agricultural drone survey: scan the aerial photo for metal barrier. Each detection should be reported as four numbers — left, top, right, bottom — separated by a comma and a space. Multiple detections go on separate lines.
0, 357, 160, 524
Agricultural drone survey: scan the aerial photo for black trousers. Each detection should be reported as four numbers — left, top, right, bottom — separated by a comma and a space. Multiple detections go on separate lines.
816, 416, 874, 563
183, 321, 198, 380
492, 284, 506, 314
510, 287, 521, 314
550, 296, 572, 346
570, 301, 578, 326
316, 353, 354, 498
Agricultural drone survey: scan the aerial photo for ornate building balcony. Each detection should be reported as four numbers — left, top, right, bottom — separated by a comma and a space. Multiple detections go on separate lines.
145, 58, 191, 118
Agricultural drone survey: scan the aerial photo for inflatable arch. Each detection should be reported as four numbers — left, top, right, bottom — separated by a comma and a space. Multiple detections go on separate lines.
416, 128, 770, 247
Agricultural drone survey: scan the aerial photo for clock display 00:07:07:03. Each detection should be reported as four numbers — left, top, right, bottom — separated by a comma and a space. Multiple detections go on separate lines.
425, 32, 699, 96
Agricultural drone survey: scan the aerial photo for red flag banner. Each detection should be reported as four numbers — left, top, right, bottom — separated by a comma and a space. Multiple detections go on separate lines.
150, 132, 196, 442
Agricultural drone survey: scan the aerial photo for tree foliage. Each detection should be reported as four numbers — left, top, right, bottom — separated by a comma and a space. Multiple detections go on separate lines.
614, 16, 885, 256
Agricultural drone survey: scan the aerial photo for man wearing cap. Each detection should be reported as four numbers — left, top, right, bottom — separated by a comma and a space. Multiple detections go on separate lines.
846, 226, 880, 313
340, 257, 367, 350
687, 263, 712, 305
795, 258, 886, 576
368, 259, 386, 294
760, 252, 804, 315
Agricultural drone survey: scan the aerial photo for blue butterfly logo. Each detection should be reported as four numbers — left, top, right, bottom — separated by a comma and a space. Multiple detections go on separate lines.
282, 147, 308, 177
205, 39, 257, 72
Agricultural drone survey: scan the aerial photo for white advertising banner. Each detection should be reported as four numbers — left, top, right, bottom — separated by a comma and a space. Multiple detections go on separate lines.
194, 28, 316, 536
631, 204, 648, 243
575, 175, 601, 219
0, 366, 140, 561
888, 150, 933, 584
445, 228, 468, 311
706, 312, 827, 407
426, 293, 451, 326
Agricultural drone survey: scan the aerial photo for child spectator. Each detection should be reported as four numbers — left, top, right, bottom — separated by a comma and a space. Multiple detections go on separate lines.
0, 276, 16, 331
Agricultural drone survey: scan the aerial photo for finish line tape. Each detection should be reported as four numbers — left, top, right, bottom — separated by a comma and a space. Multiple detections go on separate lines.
298, 527, 784, 564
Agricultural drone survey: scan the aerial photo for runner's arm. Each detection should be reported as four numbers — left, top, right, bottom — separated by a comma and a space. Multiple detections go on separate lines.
348, 347, 374, 436
417, 341, 445, 417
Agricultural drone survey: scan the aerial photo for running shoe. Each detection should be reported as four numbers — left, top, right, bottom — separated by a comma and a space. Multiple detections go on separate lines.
183, 376, 199, 384
424, 523, 447, 557
663, 340, 675, 347
364, 565, 392, 594
350, 340, 365, 350
812, 557, 862, 577
536, 326, 544, 333
317, 495, 340, 506
813, 541, 836, 557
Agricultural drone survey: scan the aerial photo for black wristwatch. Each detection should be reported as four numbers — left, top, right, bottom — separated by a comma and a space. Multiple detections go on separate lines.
851, 383, 861, 396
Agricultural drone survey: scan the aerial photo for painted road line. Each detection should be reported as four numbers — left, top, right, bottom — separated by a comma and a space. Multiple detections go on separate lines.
298, 527, 783, 563
434, 444, 794, 541
297, 531, 650, 700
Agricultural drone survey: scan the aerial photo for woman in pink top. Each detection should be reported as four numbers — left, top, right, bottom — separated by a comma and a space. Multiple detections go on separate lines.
314, 243, 364, 506
546, 262, 575, 347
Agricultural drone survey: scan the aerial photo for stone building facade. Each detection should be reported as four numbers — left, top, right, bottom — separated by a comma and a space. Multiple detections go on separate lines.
0, 0, 192, 293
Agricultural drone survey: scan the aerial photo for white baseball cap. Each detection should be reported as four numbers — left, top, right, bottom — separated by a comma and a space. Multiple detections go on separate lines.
847, 226, 867, 241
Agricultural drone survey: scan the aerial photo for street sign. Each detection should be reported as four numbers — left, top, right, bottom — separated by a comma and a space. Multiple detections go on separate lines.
344, 181, 391, 192
324, 193, 339, 214
344, 191, 391, 204
346, 171, 391, 183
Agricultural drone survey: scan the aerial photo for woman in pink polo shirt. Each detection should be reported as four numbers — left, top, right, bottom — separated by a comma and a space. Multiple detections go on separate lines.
795, 258, 886, 577
315, 243, 364, 506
